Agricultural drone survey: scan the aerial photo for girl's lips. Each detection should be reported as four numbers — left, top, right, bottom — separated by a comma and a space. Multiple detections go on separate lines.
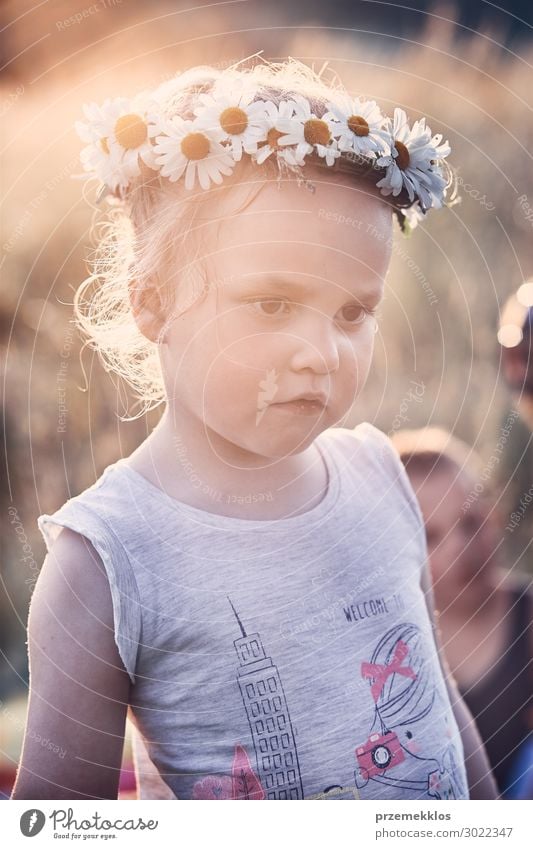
270, 399, 326, 417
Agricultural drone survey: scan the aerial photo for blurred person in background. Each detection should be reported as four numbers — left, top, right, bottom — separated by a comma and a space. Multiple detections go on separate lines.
496, 286, 533, 576
392, 427, 533, 799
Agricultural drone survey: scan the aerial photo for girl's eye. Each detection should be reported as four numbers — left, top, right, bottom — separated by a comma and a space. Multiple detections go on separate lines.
247, 299, 290, 318
245, 298, 376, 325
340, 304, 375, 325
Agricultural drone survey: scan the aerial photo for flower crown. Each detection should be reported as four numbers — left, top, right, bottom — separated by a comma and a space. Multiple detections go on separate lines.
74, 75, 453, 232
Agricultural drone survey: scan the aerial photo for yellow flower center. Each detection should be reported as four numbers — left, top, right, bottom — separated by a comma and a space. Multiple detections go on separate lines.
219, 106, 249, 136
100, 137, 109, 155
114, 113, 148, 149
266, 127, 284, 149
347, 115, 369, 137
180, 132, 210, 160
303, 118, 330, 147
395, 140, 410, 170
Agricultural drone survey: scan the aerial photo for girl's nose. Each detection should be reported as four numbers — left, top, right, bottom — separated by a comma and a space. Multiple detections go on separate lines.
289, 317, 340, 374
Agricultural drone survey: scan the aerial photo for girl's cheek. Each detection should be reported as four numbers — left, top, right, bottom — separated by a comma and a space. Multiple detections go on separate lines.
345, 334, 375, 383
348, 324, 377, 356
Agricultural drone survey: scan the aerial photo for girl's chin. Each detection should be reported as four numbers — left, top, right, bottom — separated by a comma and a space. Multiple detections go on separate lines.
225, 426, 322, 459
206, 406, 338, 456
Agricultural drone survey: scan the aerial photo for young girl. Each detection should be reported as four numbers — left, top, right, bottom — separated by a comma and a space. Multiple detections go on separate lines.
12, 59, 496, 800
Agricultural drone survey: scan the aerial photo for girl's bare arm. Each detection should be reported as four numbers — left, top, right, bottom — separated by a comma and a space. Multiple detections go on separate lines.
11, 527, 131, 799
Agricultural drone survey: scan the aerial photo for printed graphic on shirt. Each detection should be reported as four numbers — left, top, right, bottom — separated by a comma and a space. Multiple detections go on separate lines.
192, 615, 466, 801
229, 597, 304, 800
193, 773, 233, 800
306, 784, 361, 800
280, 589, 407, 648
354, 623, 467, 799
192, 744, 264, 800
343, 594, 404, 625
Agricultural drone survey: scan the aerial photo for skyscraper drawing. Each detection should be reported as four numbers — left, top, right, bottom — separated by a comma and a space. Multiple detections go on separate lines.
229, 597, 304, 799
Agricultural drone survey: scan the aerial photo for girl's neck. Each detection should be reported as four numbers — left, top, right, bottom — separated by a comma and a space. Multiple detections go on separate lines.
125, 407, 330, 520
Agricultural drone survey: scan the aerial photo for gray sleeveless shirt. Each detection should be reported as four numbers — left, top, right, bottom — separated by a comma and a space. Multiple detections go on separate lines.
37, 423, 469, 800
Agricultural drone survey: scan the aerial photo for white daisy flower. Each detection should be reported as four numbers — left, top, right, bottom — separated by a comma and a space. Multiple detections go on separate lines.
276, 95, 340, 167
193, 78, 268, 162
252, 100, 301, 166
75, 98, 123, 188
80, 145, 137, 194
375, 108, 450, 210
323, 95, 388, 157
153, 116, 235, 191
429, 131, 451, 161
402, 201, 426, 231
423, 132, 451, 209
75, 96, 160, 191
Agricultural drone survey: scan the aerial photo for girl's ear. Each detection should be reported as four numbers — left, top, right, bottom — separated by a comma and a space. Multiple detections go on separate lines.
128, 279, 165, 343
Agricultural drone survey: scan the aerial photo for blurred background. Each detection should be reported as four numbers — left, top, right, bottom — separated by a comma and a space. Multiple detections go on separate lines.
1, 0, 532, 799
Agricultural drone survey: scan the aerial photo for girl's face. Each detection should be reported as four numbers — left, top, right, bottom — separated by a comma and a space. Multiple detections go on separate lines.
160, 171, 392, 459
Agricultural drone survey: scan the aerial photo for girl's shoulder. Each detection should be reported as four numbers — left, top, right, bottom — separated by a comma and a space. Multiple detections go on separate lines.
36, 460, 143, 685
37, 459, 138, 547
321, 422, 425, 528
320, 421, 403, 471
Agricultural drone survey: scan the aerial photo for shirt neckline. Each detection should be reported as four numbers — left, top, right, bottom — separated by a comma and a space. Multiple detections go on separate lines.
109, 429, 342, 529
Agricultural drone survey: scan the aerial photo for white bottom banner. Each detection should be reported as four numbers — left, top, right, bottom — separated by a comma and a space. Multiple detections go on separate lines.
4, 800, 531, 848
